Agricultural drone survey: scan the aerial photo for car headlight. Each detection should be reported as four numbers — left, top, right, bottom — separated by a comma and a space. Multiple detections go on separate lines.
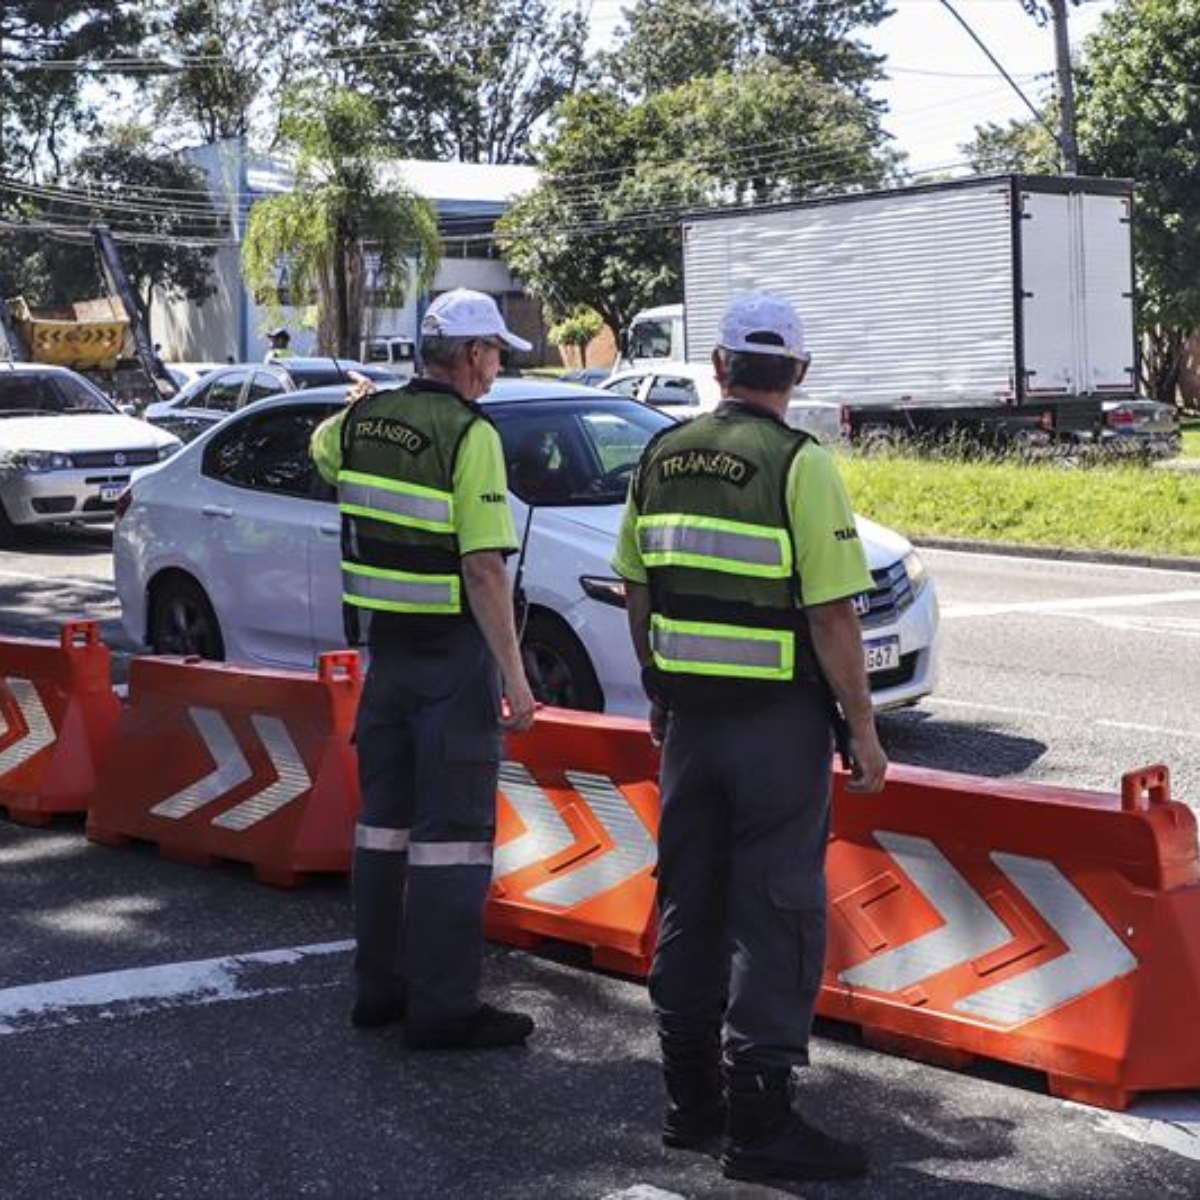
157, 443, 181, 461
580, 575, 628, 608
902, 550, 928, 595
0, 449, 73, 474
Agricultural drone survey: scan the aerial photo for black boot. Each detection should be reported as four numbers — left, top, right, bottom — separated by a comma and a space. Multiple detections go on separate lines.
721, 1066, 867, 1183
660, 1032, 724, 1151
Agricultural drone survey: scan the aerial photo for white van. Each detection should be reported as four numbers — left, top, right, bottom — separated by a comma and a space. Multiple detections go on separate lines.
360, 334, 417, 378
619, 303, 684, 369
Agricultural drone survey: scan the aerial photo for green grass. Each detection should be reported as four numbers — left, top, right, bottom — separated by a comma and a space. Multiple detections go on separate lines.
837, 453, 1200, 558
1183, 423, 1200, 459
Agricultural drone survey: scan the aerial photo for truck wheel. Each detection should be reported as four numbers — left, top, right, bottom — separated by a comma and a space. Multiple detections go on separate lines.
520, 611, 603, 712
859, 425, 905, 456
149, 575, 226, 660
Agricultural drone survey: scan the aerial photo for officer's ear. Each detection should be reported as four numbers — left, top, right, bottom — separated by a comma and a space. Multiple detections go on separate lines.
712, 348, 731, 389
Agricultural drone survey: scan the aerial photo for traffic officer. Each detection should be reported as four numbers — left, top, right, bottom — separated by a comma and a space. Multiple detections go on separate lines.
264, 327, 293, 361
612, 292, 888, 1183
311, 289, 538, 1050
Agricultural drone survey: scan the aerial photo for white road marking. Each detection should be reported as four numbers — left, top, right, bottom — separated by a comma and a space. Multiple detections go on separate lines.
930, 697, 1200, 743
0, 940, 352, 1036
1090, 1097, 1200, 1163
0, 567, 114, 590
941, 588, 1200, 620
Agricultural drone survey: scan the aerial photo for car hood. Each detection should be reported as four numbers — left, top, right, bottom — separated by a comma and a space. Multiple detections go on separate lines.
549, 505, 913, 571
0, 414, 180, 453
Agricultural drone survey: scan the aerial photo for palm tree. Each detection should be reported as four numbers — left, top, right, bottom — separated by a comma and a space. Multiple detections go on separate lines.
242, 85, 441, 358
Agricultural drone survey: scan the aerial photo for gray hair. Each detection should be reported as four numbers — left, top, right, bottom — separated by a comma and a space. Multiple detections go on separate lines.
419, 335, 474, 370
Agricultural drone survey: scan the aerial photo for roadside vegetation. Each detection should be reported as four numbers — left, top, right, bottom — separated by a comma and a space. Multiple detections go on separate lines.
839, 452, 1200, 559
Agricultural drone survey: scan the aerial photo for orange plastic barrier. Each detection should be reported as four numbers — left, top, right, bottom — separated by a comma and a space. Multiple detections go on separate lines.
486, 708, 661, 975
0, 621, 120, 826
86, 653, 361, 886
822, 761, 1200, 1110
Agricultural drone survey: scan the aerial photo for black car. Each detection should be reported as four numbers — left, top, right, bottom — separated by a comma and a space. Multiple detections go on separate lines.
144, 358, 402, 442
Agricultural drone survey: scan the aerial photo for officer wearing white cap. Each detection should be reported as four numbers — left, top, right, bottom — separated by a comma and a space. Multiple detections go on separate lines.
612, 291, 888, 1182
311, 289, 538, 1050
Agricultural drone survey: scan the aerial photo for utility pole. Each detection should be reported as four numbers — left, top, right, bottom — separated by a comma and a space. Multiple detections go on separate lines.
1049, 0, 1080, 174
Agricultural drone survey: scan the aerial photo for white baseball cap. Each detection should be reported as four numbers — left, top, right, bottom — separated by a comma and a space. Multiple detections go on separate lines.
719, 291, 809, 361
420, 288, 532, 351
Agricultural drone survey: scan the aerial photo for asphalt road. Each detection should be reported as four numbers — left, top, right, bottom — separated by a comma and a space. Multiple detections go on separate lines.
2, 527, 1200, 1198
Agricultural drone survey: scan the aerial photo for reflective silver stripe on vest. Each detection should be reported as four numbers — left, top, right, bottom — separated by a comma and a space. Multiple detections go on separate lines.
340, 478, 451, 527
356, 824, 411, 852
639, 522, 786, 570
408, 841, 494, 867
343, 570, 456, 609
652, 626, 786, 672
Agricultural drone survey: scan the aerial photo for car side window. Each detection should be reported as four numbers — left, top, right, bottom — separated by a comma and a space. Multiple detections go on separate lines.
605, 376, 643, 398
202, 404, 342, 500
646, 376, 700, 406
197, 371, 249, 413
246, 372, 287, 406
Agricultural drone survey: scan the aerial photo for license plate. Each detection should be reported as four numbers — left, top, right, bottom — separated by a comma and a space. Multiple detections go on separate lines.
100, 483, 126, 503
863, 635, 900, 674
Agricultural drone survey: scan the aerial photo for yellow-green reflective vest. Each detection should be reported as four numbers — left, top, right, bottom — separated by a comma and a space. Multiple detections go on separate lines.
338, 382, 480, 637
634, 403, 816, 706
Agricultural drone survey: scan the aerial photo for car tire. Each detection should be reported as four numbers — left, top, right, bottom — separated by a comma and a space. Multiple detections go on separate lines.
148, 575, 226, 660
520, 611, 604, 712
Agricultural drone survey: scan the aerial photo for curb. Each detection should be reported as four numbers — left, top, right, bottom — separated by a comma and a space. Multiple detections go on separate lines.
912, 536, 1200, 575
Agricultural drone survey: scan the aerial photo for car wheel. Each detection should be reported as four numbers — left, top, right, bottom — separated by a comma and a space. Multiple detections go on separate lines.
520, 611, 603, 712
149, 575, 226, 660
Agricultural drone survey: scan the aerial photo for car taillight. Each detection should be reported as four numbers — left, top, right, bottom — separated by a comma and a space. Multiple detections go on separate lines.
113, 488, 133, 521
1106, 407, 1135, 428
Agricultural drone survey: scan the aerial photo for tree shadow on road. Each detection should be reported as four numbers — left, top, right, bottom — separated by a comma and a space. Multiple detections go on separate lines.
879, 709, 1047, 778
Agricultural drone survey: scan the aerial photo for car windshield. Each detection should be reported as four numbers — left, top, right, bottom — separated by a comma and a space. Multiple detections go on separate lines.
0, 371, 115, 417
494, 397, 672, 506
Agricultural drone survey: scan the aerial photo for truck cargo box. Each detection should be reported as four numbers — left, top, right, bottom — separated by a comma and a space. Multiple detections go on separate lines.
682, 175, 1136, 414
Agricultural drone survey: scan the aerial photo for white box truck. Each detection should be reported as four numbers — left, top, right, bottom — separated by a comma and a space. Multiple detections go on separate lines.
679, 174, 1137, 447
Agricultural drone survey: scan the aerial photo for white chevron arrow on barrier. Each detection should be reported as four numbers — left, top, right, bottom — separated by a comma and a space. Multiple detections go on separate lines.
524, 770, 656, 907
954, 852, 1138, 1025
838, 833, 1139, 1027
494, 761, 577, 880
838, 832, 1012, 994
0, 678, 55, 776
150, 708, 310, 828
212, 716, 311, 831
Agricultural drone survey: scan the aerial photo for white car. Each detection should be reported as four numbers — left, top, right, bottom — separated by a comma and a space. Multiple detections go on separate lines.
600, 361, 844, 445
0, 363, 181, 542
114, 380, 938, 714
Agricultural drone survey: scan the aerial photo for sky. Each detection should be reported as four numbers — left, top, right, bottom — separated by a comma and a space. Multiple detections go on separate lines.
580, 0, 1118, 171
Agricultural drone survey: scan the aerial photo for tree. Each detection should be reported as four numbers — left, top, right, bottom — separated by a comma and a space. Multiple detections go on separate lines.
960, 116, 1060, 175
149, 0, 315, 147
738, 0, 892, 100
315, 0, 590, 163
0, 130, 221, 323
1075, 0, 1200, 405
242, 87, 441, 358
603, 0, 739, 97
548, 308, 605, 368
500, 64, 896, 336
606, 0, 891, 102
0, 2, 146, 179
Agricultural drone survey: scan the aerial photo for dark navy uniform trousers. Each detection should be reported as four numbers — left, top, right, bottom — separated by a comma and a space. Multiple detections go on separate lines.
650, 685, 834, 1069
352, 621, 502, 1032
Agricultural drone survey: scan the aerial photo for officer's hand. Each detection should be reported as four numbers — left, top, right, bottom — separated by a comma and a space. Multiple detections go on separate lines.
845, 727, 888, 794
500, 677, 538, 732
649, 700, 669, 748
345, 372, 378, 405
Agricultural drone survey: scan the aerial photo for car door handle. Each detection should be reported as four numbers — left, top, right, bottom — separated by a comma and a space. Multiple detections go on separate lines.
202, 503, 234, 519
318, 522, 340, 537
